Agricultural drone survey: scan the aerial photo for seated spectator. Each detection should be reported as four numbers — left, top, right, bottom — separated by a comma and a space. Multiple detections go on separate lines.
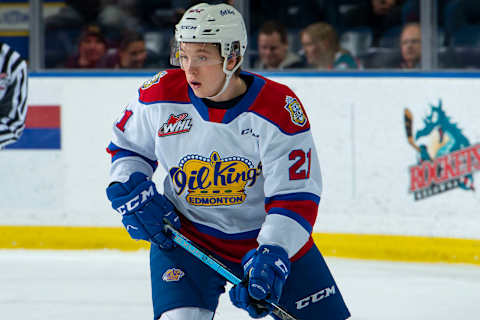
301, 22, 359, 70
399, 22, 421, 68
99, 31, 149, 68
251, 0, 336, 31
341, 0, 408, 47
254, 21, 304, 70
97, 0, 141, 33
367, 22, 421, 69
64, 25, 107, 68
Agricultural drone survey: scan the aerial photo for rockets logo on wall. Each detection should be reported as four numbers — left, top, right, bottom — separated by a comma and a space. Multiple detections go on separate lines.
404, 100, 479, 201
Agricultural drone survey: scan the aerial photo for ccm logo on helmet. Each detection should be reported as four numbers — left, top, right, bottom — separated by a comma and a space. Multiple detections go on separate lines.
116, 185, 155, 215
295, 285, 336, 310
220, 9, 235, 16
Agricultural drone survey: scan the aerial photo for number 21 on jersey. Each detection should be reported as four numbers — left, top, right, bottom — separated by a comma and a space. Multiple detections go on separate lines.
288, 148, 311, 180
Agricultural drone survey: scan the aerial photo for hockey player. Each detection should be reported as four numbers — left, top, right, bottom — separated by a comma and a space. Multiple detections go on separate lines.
0, 42, 28, 149
106, 3, 351, 320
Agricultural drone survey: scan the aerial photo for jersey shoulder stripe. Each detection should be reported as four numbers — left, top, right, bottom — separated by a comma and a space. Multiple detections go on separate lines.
247, 72, 311, 135
138, 69, 190, 105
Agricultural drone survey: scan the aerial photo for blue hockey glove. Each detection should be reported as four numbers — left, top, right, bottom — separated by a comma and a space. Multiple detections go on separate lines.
229, 245, 290, 318
106, 172, 181, 249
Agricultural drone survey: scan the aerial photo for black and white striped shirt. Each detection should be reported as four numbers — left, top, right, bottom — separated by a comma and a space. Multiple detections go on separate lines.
0, 42, 28, 149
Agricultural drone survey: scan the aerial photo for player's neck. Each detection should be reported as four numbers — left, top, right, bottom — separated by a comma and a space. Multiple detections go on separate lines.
208, 75, 247, 103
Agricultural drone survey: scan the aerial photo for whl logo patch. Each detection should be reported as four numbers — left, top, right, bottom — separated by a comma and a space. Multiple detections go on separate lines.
404, 100, 479, 201
159, 113, 193, 137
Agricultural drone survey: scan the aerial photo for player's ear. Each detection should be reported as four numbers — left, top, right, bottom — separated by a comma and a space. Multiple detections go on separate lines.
226, 55, 240, 72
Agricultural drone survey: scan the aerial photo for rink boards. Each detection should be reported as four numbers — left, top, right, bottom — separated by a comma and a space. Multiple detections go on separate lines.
1, 71, 479, 264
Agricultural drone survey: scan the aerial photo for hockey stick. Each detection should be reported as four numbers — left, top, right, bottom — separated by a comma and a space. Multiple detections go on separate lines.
164, 224, 298, 320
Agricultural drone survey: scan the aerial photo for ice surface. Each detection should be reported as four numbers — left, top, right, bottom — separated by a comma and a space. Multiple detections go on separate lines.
1, 250, 479, 319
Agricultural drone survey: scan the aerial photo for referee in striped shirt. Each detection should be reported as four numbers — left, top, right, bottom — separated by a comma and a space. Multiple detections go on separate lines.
0, 42, 28, 149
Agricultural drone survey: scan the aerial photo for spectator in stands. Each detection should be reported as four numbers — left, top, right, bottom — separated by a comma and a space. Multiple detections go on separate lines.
341, 0, 409, 47
97, 0, 142, 37
301, 22, 359, 69
399, 22, 421, 68
64, 25, 107, 68
251, 0, 337, 32
254, 21, 304, 70
45, 0, 102, 28
99, 31, 149, 68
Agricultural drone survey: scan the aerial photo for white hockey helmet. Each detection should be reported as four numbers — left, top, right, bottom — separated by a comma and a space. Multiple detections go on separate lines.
171, 3, 248, 98
172, 3, 247, 65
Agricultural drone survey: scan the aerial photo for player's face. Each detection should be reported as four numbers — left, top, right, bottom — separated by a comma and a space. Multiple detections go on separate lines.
258, 32, 288, 69
179, 43, 226, 98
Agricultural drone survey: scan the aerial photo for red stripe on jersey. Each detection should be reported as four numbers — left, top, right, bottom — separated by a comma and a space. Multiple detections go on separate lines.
178, 215, 258, 263
247, 73, 310, 134
208, 108, 228, 123
265, 199, 318, 228
139, 69, 190, 104
292, 236, 314, 261
177, 211, 313, 263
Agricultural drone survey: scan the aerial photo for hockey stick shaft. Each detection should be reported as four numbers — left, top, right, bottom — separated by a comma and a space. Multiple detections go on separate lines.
164, 224, 298, 320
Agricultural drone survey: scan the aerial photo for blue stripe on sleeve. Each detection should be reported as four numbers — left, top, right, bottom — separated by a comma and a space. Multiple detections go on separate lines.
265, 192, 320, 205
267, 207, 313, 234
107, 142, 158, 171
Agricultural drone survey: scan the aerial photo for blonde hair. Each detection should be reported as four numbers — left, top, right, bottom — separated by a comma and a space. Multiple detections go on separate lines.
301, 22, 339, 52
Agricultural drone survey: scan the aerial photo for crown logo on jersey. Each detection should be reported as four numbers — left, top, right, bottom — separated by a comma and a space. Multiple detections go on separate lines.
162, 268, 184, 282
169, 151, 261, 206
158, 113, 193, 137
284, 95, 307, 127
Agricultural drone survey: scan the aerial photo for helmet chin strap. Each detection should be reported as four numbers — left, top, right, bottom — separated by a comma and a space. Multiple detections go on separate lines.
206, 56, 243, 100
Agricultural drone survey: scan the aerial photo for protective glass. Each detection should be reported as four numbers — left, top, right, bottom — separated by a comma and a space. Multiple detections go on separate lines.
170, 42, 224, 68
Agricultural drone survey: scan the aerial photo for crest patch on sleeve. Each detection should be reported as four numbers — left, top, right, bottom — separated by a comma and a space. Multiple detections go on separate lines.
141, 71, 167, 89
284, 96, 307, 127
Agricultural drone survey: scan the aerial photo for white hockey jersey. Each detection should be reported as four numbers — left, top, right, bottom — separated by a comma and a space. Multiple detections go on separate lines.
108, 69, 322, 262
